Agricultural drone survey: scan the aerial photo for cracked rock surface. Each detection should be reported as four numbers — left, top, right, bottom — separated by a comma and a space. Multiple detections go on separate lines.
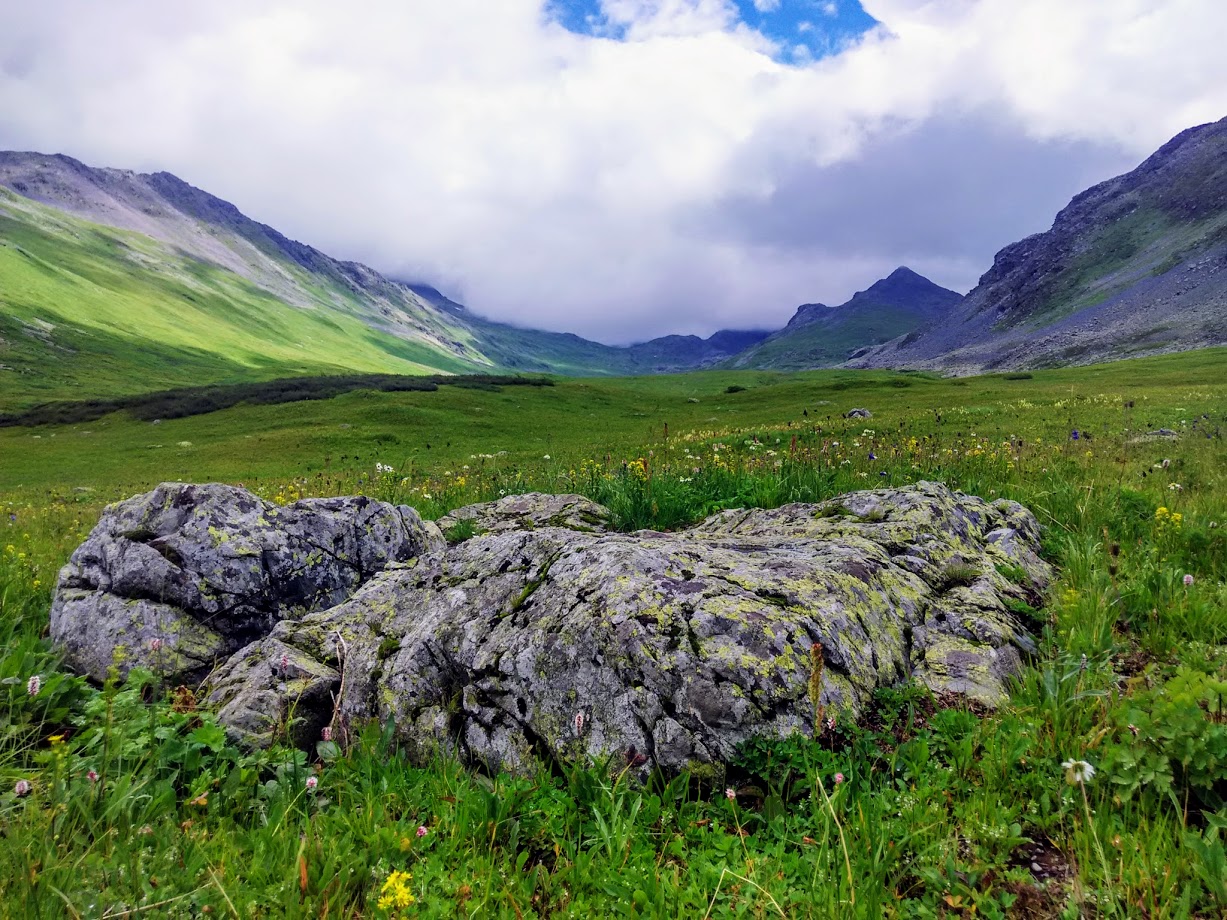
50, 482, 443, 683
192, 482, 1050, 775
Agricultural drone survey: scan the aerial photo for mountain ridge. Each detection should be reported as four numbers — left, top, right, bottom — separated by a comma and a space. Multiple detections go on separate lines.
729, 266, 963, 369
852, 116, 1227, 371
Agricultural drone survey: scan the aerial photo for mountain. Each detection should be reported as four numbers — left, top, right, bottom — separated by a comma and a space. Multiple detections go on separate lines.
0, 152, 761, 409
854, 117, 1227, 371
727, 267, 962, 369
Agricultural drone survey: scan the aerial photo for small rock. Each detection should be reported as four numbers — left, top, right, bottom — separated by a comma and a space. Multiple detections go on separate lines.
845, 408, 873, 419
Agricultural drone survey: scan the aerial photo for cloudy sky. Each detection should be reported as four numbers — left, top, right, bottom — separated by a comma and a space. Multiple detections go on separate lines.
2, 0, 1226, 343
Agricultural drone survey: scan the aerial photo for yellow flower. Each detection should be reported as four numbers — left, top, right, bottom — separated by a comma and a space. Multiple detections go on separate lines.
377, 870, 415, 911
48, 735, 65, 746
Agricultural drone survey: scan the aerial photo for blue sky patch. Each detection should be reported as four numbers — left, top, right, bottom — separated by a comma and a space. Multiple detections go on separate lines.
547, 1, 878, 62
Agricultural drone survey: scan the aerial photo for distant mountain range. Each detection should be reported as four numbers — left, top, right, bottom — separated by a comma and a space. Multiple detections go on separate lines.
853, 116, 1227, 371
0, 152, 765, 408
2, 115, 1225, 409
727, 267, 962, 369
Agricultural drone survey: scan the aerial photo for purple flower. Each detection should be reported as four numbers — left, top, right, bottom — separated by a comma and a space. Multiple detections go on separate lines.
1183, 574, 1194, 587
416, 825, 428, 838
26, 675, 40, 697
14, 779, 31, 797
1070, 430, 1080, 441
868, 452, 877, 461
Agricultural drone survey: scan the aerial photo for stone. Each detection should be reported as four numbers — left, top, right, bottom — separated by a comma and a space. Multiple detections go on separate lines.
197, 481, 1050, 775
50, 482, 443, 683
844, 408, 873, 419
435, 492, 614, 540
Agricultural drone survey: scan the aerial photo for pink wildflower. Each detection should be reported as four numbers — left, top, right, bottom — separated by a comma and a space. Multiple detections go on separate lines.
305, 775, 318, 790
573, 712, 585, 736
416, 825, 428, 838
834, 773, 845, 785
14, 779, 31, 797
87, 770, 99, 783
321, 726, 332, 742
26, 675, 40, 697
1184, 574, 1194, 587
149, 638, 163, 651
725, 788, 736, 800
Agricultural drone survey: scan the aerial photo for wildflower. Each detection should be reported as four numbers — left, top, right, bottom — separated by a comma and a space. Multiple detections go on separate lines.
1161, 458, 1171, 469
279, 653, 289, 671
306, 775, 318, 790
725, 788, 736, 800
834, 773, 844, 785
1183, 574, 1194, 587
321, 726, 332, 742
1127, 725, 1139, 737
826, 716, 836, 731
14, 779, 31, 797
88, 770, 99, 783
1061, 759, 1095, 785
48, 734, 65, 746
1169, 483, 1183, 492
149, 638, 163, 652
573, 711, 584, 736
377, 870, 416, 910
868, 452, 877, 461
1070, 430, 1080, 441
416, 825, 428, 838
27, 675, 40, 697
542, 454, 551, 460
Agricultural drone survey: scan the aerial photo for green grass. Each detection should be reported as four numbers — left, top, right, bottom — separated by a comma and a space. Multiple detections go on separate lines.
2, 349, 1226, 916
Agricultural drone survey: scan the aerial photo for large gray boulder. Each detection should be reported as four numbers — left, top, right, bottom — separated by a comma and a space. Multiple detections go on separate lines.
200, 482, 1050, 775
50, 483, 443, 683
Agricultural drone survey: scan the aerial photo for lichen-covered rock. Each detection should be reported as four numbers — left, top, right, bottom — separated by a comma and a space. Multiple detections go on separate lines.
844, 408, 873, 419
50, 482, 443, 683
203, 481, 1050, 776
436, 492, 614, 540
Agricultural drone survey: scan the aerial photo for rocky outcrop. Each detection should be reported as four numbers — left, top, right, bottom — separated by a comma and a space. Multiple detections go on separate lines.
53, 481, 1051, 777
436, 492, 613, 540
50, 483, 443, 683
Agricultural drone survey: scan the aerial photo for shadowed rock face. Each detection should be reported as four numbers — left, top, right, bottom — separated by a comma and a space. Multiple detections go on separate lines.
50, 483, 444, 683
53, 482, 1051, 777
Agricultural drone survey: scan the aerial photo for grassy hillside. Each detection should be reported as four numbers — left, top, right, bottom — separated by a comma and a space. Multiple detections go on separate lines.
0, 190, 486, 410
1, 351, 1225, 916
731, 303, 929, 369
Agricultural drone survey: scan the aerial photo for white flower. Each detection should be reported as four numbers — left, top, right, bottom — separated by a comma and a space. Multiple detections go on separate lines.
1169, 483, 1183, 491
1061, 759, 1095, 785
542, 454, 551, 460
26, 675, 40, 697
305, 775, 318, 790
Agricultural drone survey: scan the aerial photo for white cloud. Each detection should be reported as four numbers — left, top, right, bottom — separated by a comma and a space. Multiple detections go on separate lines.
1, 0, 1225, 342
754, 0, 783, 12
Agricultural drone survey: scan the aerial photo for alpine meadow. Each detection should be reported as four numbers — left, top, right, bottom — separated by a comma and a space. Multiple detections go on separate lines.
3, 3, 1227, 918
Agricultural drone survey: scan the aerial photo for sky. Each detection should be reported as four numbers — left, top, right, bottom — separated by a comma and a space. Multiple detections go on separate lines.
2, 0, 1226, 344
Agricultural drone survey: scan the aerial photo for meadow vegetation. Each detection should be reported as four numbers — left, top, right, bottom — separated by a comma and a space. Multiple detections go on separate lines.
1, 350, 1226, 917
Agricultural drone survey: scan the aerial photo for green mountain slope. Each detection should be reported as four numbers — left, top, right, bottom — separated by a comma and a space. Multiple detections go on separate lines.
0, 152, 770, 409
0, 187, 486, 410
728, 267, 962, 369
